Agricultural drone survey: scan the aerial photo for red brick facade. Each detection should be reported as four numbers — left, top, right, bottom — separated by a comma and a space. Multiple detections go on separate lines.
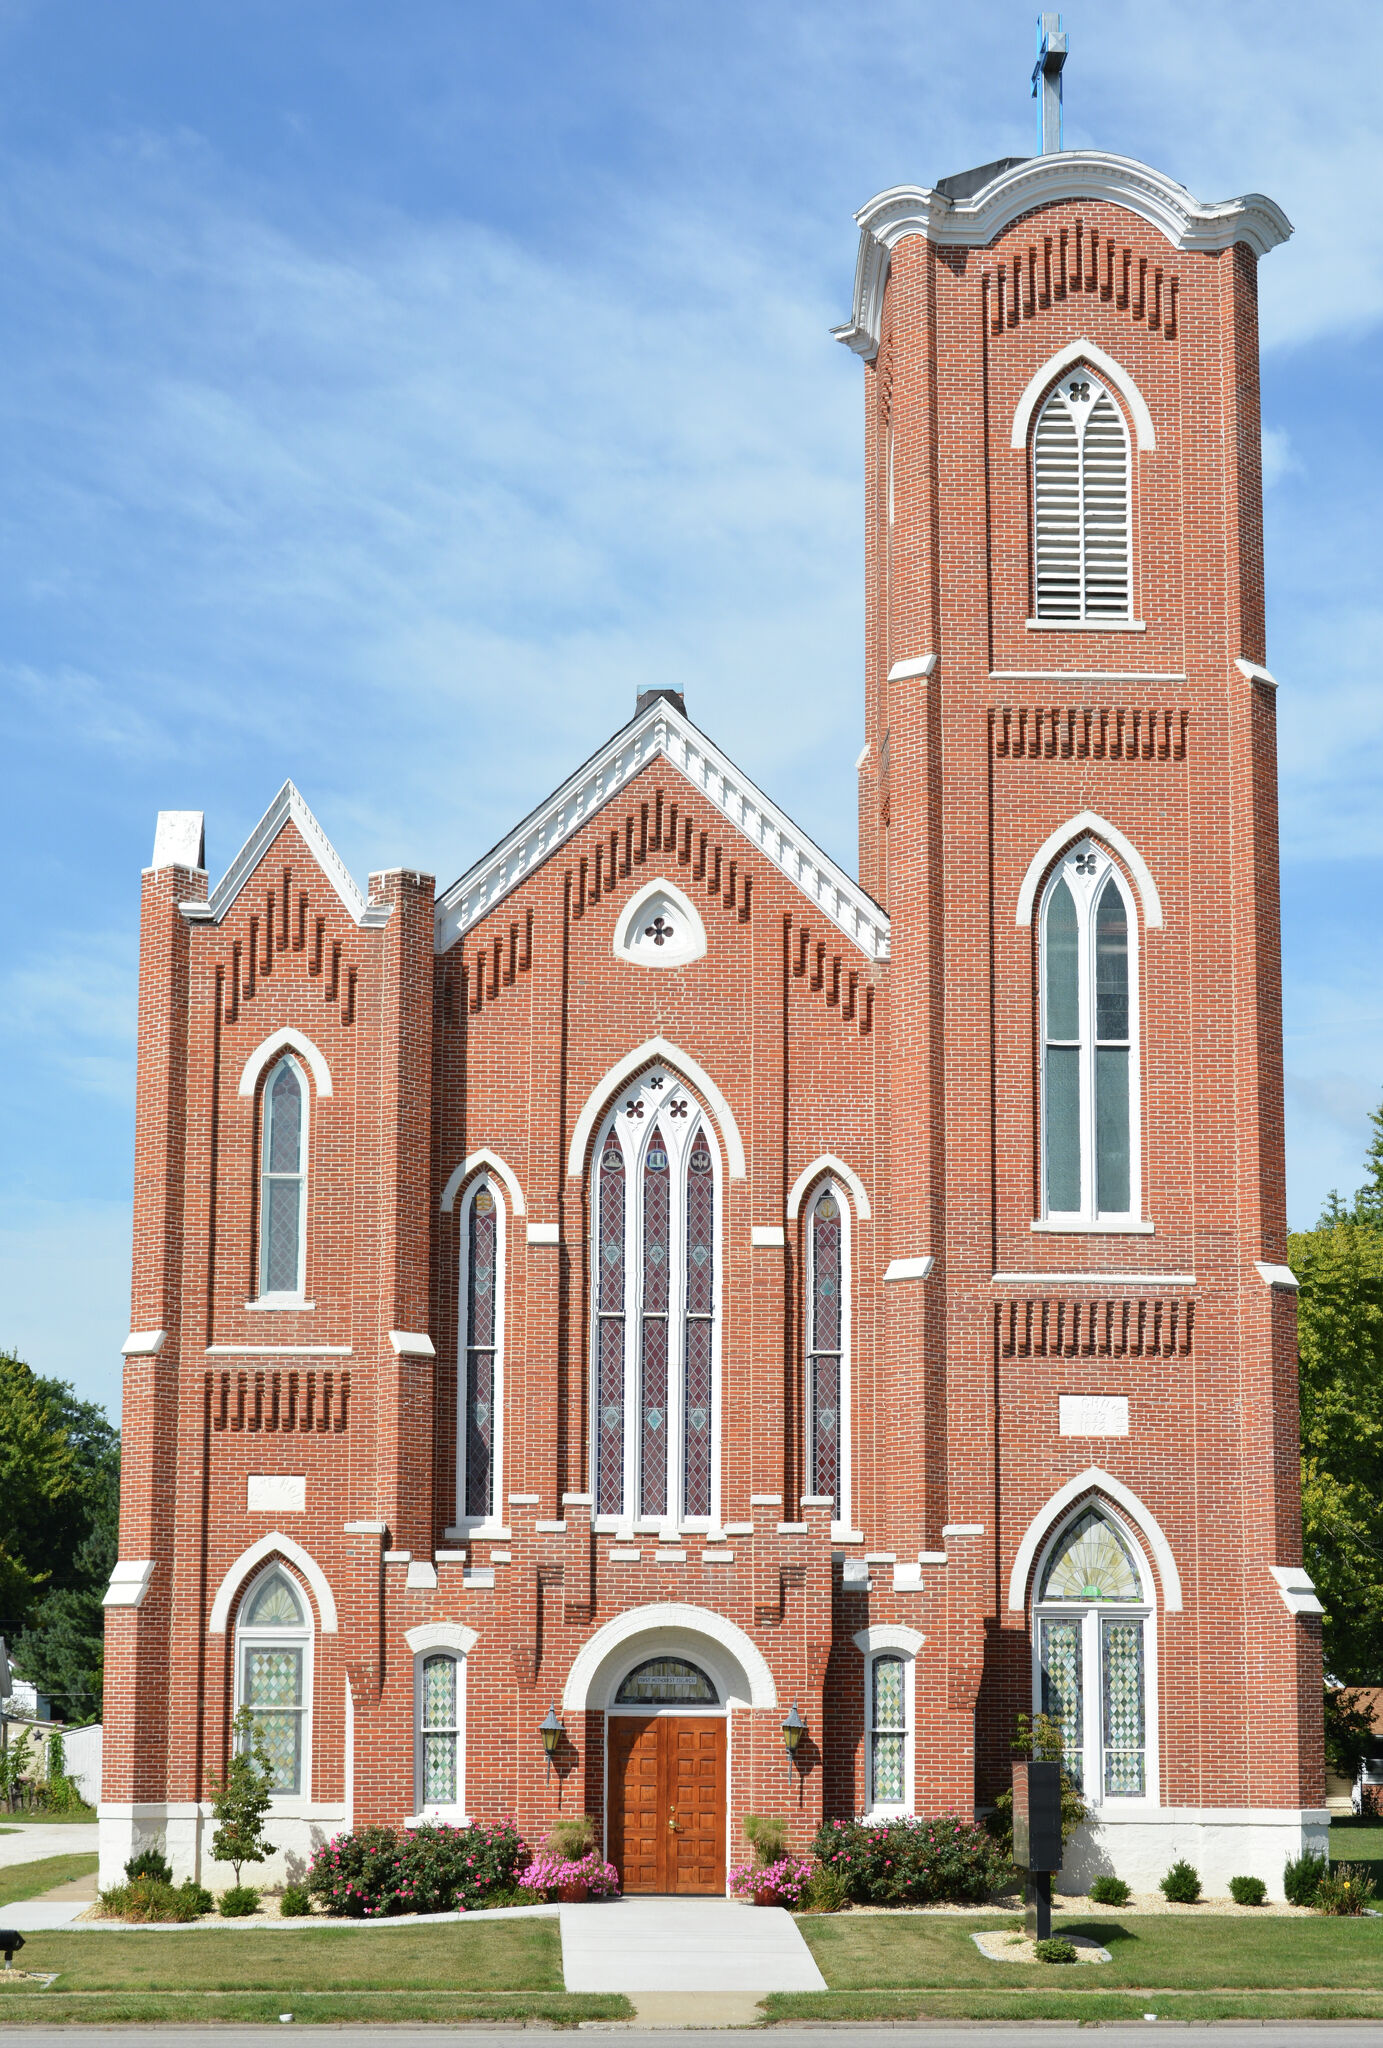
101, 149, 1325, 1897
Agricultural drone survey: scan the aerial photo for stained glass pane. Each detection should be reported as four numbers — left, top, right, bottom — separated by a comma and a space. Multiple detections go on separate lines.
250, 1709, 302, 1792
422, 1655, 456, 1730
264, 1179, 301, 1293
1039, 1617, 1084, 1790
810, 1191, 843, 1512
268, 1062, 302, 1173
467, 1189, 496, 1349
424, 1730, 456, 1804
1096, 1046, 1130, 1213
1102, 1617, 1145, 1796
615, 1657, 718, 1704
870, 1656, 906, 1806
247, 1646, 302, 1707
246, 1572, 304, 1627
1094, 879, 1129, 1040
1045, 879, 1079, 1041
871, 1732, 904, 1805
811, 1352, 839, 1506
1044, 1045, 1080, 1212
1040, 1510, 1142, 1602
639, 1127, 670, 1516
595, 1128, 626, 1515
683, 1131, 714, 1519
873, 1654, 905, 1731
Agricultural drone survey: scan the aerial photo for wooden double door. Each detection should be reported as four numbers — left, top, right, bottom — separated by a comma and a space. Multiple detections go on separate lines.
608, 1715, 726, 1894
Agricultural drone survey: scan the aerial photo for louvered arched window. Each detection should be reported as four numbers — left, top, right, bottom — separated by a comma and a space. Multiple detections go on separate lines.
1032, 372, 1131, 622
590, 1068, 720, 1526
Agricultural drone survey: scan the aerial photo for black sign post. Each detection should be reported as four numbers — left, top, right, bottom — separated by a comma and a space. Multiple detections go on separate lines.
1011, 1758, 1063, 1941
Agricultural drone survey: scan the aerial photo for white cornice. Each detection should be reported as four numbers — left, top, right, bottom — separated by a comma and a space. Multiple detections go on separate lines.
434, 698, 890, 961
833, 152, 1292, 359
184, 780, 390, 931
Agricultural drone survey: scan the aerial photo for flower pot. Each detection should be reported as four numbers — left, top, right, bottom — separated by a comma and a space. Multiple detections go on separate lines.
559, 1880, 589, 1903
753, 1883, 779, 1907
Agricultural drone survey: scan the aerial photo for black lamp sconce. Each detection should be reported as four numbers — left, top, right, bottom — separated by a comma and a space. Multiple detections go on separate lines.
540, 1702, 564, 1780
781, 1699, 806, 1773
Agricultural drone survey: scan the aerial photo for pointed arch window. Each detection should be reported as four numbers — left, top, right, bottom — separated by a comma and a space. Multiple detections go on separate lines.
1033, 372, 1131, 622
805, 1181, 850, 1522
259, 1055, 308, 1299
1032, 1506, 1154, 1803
457, 1177, 505, 1528
589, 1068, 720, 1526
235, 1567, 312, 1797
1039, 841, 1140, 1225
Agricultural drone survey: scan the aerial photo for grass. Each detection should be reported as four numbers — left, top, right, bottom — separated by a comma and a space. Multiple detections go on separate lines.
1332, 1816, 1383, 1871
0, 1853, 98, 1910
0, 1806, 97, 1825
2, 1919, 632, 2027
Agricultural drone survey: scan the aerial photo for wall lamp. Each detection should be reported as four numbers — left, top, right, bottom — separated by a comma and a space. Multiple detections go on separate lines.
781, 1699, 806, 1772
540, 1703, 563, 1780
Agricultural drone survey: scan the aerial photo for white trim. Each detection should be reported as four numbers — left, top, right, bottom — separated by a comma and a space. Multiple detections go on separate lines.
406, 1623, 479, 1656
1031, 1219, 1156, 1234
527, 1222, 560, 1245
457, 1176, 506, 1534
563, 1602, 777, 1710
1026, 617, 1146, 633
854, 743, 870, 771
200, 780, 385, 929
786, 1153, 872, 1223
994, 1271, 1194, 1285
1016, 810, 1163, 929
833, 153, 1291, 358
566, 1037, 747, 1181
1007, 1468, 1183, 1613
861, 1643, 916, 1818
209, 1532, 339, 1634
612, 877, 709, 970
102, 1560, 155, 1609
1235, 657, 1279, 689
887, 654, 937, 682
434, 694, 890, 962
238, 1029, 333, 1100
853, 1625, 925, 1655
1255, 1261, 1298, 1291
1012, 341, 1156, 453
884, 1256, 934, 1282
1269, 1565, 1324, 1617
389, 1330, 435, 1357
234, 1562, 314, 1805
804, 1176, 852, 1530
207, 1344, 348, 1355
751, 1225, 786, 1248
440, 1148, 527, 1218
991, 670, 1188, 683
122, 1329, 167, 1356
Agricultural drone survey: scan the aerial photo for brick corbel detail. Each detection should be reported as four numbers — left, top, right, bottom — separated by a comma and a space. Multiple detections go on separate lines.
342, 1522, 387, 1705
562, 1495, 594, 1625
943, 1526, 988, 1713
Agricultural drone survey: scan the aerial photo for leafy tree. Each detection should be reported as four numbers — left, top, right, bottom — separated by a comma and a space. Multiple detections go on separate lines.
208, 1708, 276, 1884
1324, 1688, 1380, 1780
0, 1353, 76, 1628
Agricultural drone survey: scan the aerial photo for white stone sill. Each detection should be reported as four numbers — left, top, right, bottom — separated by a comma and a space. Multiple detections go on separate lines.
1025, 618, 1147, 633
1031, 1218, 1155, 1235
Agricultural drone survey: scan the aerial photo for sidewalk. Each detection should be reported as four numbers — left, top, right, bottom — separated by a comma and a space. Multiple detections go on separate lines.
0, 1824, 98, 1871
559, 1894, 824, 2022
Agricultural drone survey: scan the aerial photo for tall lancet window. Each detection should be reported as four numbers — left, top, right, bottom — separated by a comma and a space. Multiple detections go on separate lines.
589, 1069, 720, 1526
805, 1183, 849, 1519
458, 1177, 504, 1527
1039, 842, 1139, 1225
259, 1055, 307, 1298
1033, 1506, 1154, 1804
1032, 371, 1131, 621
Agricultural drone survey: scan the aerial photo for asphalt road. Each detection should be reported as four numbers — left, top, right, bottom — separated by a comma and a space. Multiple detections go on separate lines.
3, 2029, 1383, 2046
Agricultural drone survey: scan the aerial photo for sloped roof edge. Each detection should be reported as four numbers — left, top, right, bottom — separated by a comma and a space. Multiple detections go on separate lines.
434, 697, 890, 961
185, 780, 386, 929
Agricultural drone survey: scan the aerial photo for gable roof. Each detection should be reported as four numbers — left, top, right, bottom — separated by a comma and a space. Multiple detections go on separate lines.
180, 779, 391, 930
434, 694, 890, 961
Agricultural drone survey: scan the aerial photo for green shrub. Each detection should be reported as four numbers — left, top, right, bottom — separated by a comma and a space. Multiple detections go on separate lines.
179, 1880, 214, 1916
124, 1847, 173, 1885
988, 1713, 1089, 1861
743, 1814, 789, 1865
280, 1883, 312, 1917
307, 1819, 529, 1917
1159, 1859, 1201, 1903
1229, 1874, 1267, 1906
218, 1884, 261, 1917
1284, 1849, 1329, 1906
545, 1815, 596, 1860
812, 1815, 1012, 1905
1088, 1874, 1131, 1905
798, 1862, 851, 1914
1315, 1863, 1378, 1916
97, 1876, 202, 1923
1034, 1936, 1078, 1963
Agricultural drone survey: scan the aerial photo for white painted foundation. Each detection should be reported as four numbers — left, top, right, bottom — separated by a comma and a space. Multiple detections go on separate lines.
1059, 1806, 1331, 1901
98, 1801, 346, 1890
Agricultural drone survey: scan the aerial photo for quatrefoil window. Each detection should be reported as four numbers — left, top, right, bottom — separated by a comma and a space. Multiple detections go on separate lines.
613, 880, 708, 970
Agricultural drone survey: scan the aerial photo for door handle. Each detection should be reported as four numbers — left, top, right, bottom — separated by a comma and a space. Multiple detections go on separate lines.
668, 1807, 682, 1833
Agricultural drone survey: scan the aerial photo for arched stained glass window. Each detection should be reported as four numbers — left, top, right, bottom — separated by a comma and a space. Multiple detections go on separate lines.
236, 1567, 310, 1796
420, 1654, 459, 1805
1040, 843, 1139, 1223
615, 1656, 718, 1705
459, 1179, 503, 1524
870, 1653, 907, 1808
1040, 1509, 1142, 1603
1033, 372, 1131, 622
260, 1056, 307, 1297
807, 1186, 845, 1515
1034, 1506, 1151, 1803
589, 1070, 720, 1524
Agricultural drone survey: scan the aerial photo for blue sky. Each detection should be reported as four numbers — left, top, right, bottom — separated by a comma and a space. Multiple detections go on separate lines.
3, 0, 1381, 1418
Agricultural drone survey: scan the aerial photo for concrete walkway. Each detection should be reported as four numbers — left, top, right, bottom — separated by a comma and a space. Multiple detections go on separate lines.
558, 1894, 826, 1995
0, 1823, 98, 1870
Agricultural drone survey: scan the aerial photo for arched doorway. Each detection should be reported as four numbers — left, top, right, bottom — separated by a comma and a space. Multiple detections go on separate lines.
607, 1655, 726, 1895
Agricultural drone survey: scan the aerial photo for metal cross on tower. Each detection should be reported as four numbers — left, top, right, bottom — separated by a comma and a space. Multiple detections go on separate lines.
1032, 12, 1068, 155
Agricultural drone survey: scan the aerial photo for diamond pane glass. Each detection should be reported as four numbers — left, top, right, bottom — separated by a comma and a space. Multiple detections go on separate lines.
465, 1185, 498, 1519
682, 1130, 714, 1518
422, 1654, 456, 1730
250, 1709, 302, 1792
264, 1178, 301, 1294
1039, 1616, 1084, 1790
873, 1653, 905, 1730
595, 1128, 626, 1515
467, 1189, 496, 1348
639, 1127, 670, 1516
870, 1655, 906, 1806
1102, 1617, 1146, 1796
245, 1573, 304, 1627
809, 1192, 843, 1511
246, 1646, 302, 1707
424, 1730, 456, 1804
267, 1061, 302, 1172
615, 1656, 718, 1704
1040, 1511, 1142, 1602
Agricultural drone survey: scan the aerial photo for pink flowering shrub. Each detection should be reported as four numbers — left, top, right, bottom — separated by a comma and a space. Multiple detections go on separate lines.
517, 1850, 621, 1899
810, 1815, 1010, 1905
728, 1854, 814, 1905
307, 1819, 528, 1917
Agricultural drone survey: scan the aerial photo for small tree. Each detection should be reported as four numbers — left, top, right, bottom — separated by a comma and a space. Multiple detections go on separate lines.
207, 1707, 275, 1884
987, 1711, 1089, 1858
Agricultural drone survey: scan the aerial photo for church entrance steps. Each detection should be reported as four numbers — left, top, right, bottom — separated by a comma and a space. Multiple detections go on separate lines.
558, 1895, 826, 1994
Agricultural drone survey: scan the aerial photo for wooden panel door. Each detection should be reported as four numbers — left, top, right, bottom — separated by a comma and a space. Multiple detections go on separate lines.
608, 1715, 727, 1894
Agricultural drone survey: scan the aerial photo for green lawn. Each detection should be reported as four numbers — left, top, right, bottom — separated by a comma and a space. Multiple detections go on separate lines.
0, 1806, 97, 1824
1, 1919, 632, 2028
0, 1853, 97, 1909
1332, 1817, 1383, 1871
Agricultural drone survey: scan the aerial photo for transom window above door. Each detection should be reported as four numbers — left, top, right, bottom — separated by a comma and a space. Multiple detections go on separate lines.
615, 1657, 719, 1705
591, 1067, 720, 1527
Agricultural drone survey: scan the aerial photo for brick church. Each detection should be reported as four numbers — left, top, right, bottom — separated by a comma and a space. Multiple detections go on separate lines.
100, 73, 1328, 1897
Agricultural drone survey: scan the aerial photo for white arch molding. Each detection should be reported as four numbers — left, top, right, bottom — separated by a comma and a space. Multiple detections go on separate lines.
562, 1602, 777, 1711
208, 1531, 339, 1633
238, 1028, 334, 1099
1016, 811, 1164, 930
787, 1154, 872, 1223
613, 877, 709, 969
566, 1037, 747, 1182
440, 1148, 527, 1217
405, 1622, 478, 1656
1006, 1467, 1184, 1613
853, 1624, 925, 1656
1010, 340, 1157, 452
